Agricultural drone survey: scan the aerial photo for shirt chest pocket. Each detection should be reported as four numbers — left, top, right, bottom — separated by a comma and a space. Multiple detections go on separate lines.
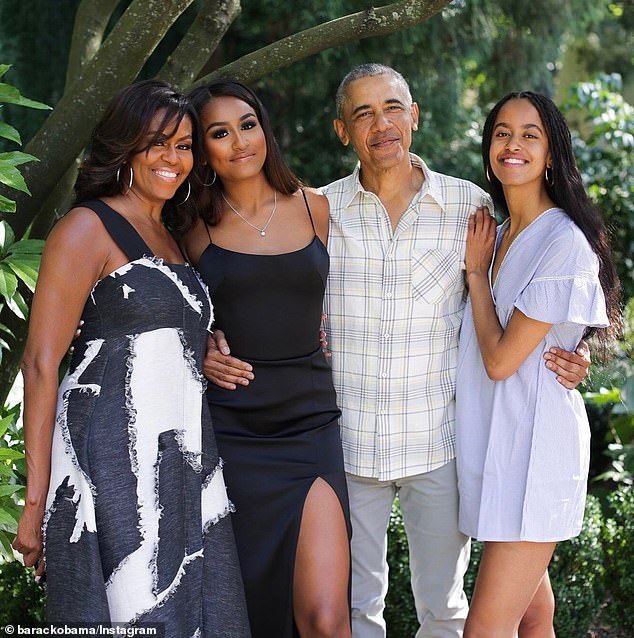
411, 249, 462, 305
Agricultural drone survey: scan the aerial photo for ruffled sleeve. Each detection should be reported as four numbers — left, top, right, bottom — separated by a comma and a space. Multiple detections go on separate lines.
515, 275, 609, 327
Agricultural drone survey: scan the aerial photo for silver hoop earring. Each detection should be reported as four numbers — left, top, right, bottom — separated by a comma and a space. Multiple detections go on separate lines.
117, 165, 134, 191
545, 166, 554, 187
202, 169, 217, 187
179, 180, 191, 205
485, 166, 492, 182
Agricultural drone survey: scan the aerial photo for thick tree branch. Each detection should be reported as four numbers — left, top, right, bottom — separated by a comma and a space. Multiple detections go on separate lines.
193, 0, 451, 86
158, 0, 241, 88
66, 0, 121, 85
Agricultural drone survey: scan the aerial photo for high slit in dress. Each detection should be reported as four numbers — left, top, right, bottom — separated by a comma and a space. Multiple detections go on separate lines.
197, 192, 351, 637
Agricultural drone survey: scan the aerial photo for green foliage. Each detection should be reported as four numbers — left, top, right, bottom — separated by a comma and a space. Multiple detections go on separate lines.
603, 486, 634, 631
563, 74, 634, 299
386, 495, 610, 637
385, 499, 417, 637
0, 404, 25, 562
0, 557, 45, 626
550, 495, 606, 638
0, 66, 46, 364
585, 297, 634, 486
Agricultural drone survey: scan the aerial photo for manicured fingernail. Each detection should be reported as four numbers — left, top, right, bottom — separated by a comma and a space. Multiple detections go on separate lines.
35, 576, 41, 583
546, 362, 554, 369
221, 348, 230, 355
544, 353, 552, 360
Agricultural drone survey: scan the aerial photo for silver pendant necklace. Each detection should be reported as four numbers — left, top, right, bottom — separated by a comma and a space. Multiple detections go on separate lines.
222, 190, 278, 237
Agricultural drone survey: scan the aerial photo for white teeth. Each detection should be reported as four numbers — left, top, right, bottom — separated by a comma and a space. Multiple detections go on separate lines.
503, 158, 525, 165
154, 170, 178, 178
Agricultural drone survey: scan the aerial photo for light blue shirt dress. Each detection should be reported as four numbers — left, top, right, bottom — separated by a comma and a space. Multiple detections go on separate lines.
456, 207, 609, 542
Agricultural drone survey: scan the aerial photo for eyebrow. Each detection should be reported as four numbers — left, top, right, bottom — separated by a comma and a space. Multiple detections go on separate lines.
494, 122, 544, 133
146, 130, 193, 140
205, 112, 256, 132
350, 98, 406, 117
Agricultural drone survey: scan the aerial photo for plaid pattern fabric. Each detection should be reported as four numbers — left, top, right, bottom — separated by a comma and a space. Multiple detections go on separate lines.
322, 155, 493, 480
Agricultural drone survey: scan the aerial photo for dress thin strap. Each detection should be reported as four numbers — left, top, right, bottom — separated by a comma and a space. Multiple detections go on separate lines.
300, 189, 316, 235
204, 221, 213, 245
81, 199, 153, 262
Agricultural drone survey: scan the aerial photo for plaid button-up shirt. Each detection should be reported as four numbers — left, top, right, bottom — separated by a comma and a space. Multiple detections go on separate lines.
322, 154, 493, 480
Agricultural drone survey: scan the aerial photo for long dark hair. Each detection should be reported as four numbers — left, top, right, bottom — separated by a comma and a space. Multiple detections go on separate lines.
74, 79, 202, 231
186, 80, 301, 229
482, 91, 621, 352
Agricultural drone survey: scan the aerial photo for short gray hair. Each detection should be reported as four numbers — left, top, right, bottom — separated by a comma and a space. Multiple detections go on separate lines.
335, 64, 412, 119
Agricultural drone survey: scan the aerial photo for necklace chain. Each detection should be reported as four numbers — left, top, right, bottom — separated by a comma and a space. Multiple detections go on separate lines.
222, 190, 278, 237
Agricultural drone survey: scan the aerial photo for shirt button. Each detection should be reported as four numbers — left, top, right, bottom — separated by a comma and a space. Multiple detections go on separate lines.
383, 333, 391, 340
381, 372, 388, 378
385, 292, 393, 299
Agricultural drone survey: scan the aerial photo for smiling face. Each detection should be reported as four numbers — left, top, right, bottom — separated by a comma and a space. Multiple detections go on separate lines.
489, 98, 552, 190
334, 74, 419, 173
199, 96, 267, 183
128, 110, 193, 202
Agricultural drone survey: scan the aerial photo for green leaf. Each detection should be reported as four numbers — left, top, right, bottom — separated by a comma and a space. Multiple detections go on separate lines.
0, 484, 22, 498
0, 448, 24, 461
0, 505, 18, 529
0, 194, 16, 213
0, 414, 14, 437
0, 264, 18, 300
0, 163, 30, 194
0, 151, 39, 167
0, 336, 9, 350
0, 464, 15, 478
6, 260, 38, 292
0, 219, 15, 251
0, 121, 21, 144
8, 238, 44, 255
0, 64, 10, 79
6, 288, 28, 319
0, 529, 16, 561
0, 83, 49, 110
0, 323, 15, 339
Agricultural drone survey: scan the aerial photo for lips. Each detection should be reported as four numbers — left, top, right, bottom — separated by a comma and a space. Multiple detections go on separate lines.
500, 156, 527, 165
231, 153, 256, 162
370, 136, 399, 148
153, 169, 179, 179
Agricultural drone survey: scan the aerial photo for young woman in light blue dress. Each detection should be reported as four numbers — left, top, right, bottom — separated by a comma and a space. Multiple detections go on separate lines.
456, 92, 620, 637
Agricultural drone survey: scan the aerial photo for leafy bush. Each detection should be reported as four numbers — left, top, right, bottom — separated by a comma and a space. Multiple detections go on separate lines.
551, 495, 606, 638
386, 495, 607, 638
603, 486, 634, 632
0, 558, 45, 625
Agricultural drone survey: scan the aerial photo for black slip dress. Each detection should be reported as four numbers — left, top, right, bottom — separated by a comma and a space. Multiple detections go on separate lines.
197, 191, 351, 637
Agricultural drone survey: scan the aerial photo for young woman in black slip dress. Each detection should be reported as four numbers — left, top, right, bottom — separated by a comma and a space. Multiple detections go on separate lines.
13, 80, 250, 635
179, 80, 351, 638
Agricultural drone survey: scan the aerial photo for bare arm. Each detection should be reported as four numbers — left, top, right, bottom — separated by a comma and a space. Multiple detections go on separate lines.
12, 209, 109, 574
466, 209, 553, 381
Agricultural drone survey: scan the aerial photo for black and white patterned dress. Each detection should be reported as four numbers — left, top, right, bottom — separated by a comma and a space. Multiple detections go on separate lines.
43, 200, 250, 636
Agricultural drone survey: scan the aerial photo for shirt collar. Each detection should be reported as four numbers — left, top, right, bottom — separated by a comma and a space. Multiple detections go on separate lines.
341, 153, 446, 211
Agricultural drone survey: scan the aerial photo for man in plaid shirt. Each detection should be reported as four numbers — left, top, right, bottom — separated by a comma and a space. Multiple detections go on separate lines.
205, 64, 589, 637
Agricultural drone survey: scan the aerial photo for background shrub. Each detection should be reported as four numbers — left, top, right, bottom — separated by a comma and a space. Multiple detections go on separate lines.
603, 486, 634, 632
0, 558, 45, 626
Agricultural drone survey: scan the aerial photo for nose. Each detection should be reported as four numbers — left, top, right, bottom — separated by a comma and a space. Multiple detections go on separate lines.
233, 131, 249, 150
505, 133, 522, 152
161, 144, 178, 163
372, 111, 391, 132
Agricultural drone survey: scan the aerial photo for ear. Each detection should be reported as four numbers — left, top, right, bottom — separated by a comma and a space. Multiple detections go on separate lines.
333, 118, 350, 146
411, 102, 420, 131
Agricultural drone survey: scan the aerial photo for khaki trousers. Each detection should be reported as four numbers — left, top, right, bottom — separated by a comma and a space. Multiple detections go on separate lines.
347, 460, 470, 638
